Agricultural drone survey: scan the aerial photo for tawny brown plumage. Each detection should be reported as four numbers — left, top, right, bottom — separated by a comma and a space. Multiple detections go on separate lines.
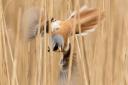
51, 7, 104, 51
22, 6, 105, 85
54, 7, 105, 84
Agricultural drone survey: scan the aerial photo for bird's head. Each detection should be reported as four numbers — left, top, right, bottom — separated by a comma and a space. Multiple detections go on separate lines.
50, 34, 64, 52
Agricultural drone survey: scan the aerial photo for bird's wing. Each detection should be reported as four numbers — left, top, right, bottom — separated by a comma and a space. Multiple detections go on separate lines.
51, 6, 104, 51
68, 5, 104, 35
22, 7, 47, 40
68, 5, 88, 19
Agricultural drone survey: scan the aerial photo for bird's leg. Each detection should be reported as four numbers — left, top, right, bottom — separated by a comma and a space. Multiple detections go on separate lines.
58, 46, 62, 52
63, 38, 70, 52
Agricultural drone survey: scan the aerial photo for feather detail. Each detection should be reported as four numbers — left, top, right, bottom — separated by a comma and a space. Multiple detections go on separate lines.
51, 5, 104, 51
22, 7, 48, 40
68, 5, 104, 33
52, 20, 73, 49
68, 5, 88, 19
76, 28, 96, 36
71, 9, 104, 33
51, 20, 61, 32
59, 44, 78, 85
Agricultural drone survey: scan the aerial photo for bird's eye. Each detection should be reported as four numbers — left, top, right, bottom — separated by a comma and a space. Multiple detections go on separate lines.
51, 18, 56, 22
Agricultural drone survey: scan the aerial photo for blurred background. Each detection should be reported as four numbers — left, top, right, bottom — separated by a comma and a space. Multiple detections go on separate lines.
0, 0, 128, 85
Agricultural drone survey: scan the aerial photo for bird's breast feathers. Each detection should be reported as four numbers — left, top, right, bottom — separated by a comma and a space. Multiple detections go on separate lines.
51, 20, 61, 32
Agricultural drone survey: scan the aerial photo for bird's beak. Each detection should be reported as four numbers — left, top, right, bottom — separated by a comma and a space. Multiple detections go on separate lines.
47, 46, 62, 52
58, 47, 62, 52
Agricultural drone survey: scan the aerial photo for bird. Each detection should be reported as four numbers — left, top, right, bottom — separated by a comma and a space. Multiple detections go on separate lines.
22, 5, 104, 85
22, 6, 104, 49
22, 4, 104, 70
50, 5, 104, 52
50, 5, 104, 85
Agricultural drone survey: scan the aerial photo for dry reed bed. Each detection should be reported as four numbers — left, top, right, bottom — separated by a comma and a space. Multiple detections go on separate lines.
0, 0, 128, 85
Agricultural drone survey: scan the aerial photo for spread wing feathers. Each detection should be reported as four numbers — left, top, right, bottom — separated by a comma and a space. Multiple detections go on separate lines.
68, 5, 88, 19
69, 5, 104, 34
52, 6, 104, 48
22, 7, 45, 40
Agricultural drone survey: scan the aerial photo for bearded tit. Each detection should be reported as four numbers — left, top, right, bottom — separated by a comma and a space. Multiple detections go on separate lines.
50, 5, 104, 83
51, 5, 104, 52
22, 5, 104, 85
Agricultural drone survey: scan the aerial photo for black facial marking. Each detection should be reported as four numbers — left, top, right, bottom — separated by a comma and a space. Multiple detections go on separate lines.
51, 18, 54, 22
75, 31, 82, 34
51, 17, 56, 22
53, 43, 59, 51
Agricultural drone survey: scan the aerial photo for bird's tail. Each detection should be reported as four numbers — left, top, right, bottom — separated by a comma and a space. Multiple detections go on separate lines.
59, 55, 78, 85
59, 44, 78, 85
